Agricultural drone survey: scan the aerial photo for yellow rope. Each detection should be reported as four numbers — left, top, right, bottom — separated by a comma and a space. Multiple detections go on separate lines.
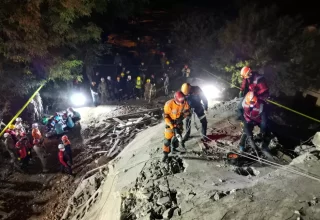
0, 83, 45, 137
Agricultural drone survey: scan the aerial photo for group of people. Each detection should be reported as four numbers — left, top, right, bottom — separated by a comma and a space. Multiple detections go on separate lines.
90, 62, 171, 106
3, 109, 80, 175
43, 107, 81, 138
161, 65, 272, 162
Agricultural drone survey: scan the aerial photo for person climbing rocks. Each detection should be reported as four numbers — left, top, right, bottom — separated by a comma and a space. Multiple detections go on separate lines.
32, 123, 48, 173
90, 81, 99, 107
162, 91, 190, 162
135, 76, 143, 99
58, 144, 72, 175
238, 91, 274, 161
98, 77, 108, 104
61, 135, 73, 165
181, 65, 191, 78
181, 83, 208, 142
144, 79, 152, 103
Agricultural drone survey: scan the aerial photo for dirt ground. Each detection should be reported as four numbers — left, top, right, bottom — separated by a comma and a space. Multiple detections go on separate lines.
0, 97, 165, 220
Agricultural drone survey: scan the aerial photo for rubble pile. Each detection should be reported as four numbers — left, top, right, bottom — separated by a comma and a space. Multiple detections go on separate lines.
83, 108, 162, 158
120, 157, 185, 220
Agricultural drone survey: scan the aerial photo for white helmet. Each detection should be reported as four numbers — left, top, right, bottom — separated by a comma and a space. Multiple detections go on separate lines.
32, 123, 38, 129
127, 75, 131, 80
58, 144, 65, 151
107, 76, 111, 80
3, 133, 10, 138
16, 117, 22, 122
126, 70, 130, 74
101, 77, 105, 82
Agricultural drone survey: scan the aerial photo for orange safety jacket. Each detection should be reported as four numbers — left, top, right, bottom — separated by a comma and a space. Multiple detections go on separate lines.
164, 99, 190, 128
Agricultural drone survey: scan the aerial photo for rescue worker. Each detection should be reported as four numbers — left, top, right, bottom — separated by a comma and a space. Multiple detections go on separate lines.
3, 133, 20, 168
117, 63, 123, 76
32, 123, 48, 172
58, 144, 72, 175
126, 75, 135, 99
181, 65, 191, 78
6, 126, 18, 144
66, 115, 75, 129
67, 107, 81, 123
15, 118, 26, 134
181, 83, 208, 141
114, 76, 123, 101
239, 66, 269, 101
54, 119, 65, 137
90, 81, 99, 107
135, 76, 143, 99
15, 137, 30, 171
162, 91, 190, 162
163, 73, 169, 96
160, 53, 167, 69
106, 76, 114, 100
144, 79, 152, 103
61, 135, 73, 165
98, 77, 108, 104
238, 92, 273, 160
93, 72, 100, 85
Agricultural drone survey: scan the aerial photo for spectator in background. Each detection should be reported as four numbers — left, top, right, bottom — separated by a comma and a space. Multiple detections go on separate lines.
182, 65, 191, 78
163, 73, 169, 96
126, 75, 135, 99
160, 52, 167, 69
106, 76, 114, 101
114, 53, 122, 65
117, 63, 123, 76
93, 72, 100, 85
90, 81, 99, 107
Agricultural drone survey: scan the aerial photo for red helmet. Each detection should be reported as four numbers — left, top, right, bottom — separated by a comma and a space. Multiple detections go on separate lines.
15, 141, 21, 147
61, 135, 68, 141
240, 66, 252, 79
174, 91, 185, 104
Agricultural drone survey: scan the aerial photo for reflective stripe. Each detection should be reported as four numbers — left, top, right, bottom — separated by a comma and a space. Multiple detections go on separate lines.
165, 128, 173, 133
198, 114, 206, 120
253, 76, 263, 84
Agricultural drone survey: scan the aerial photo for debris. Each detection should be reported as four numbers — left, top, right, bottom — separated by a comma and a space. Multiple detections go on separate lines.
312, 133, 320, 149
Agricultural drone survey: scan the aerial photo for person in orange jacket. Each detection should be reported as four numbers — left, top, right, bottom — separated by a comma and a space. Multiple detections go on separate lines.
61, 135, 72, 165
32, 123, 48, 172
162, 91, 190, 162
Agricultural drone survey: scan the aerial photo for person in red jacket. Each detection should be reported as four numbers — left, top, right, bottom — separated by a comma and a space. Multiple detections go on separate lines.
239, 66, 269, 101
58, 144, 72, 175
238, 92, 274, 161
15, 139, 30, 170
61, 135, 72, 165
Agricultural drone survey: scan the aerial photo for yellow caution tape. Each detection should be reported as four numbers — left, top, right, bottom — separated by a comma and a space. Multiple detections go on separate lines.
0, 83, 45, 137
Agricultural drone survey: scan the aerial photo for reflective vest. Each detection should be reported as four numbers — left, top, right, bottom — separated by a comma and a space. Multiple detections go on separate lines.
136, 80, 142, 89
242, 98, 263, 124
164, 99, 190, 127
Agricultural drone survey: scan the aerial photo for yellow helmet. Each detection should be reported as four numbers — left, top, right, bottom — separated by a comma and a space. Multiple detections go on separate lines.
8, 124, 15, 130
137, 76, 141, 80
166, 60, 170, 65
121, 72, 125, 77
146, 79, 151, 83
181, 83, 191, 95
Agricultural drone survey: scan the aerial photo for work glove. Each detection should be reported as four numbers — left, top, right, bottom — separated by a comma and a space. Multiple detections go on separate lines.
239, 91, 244, 98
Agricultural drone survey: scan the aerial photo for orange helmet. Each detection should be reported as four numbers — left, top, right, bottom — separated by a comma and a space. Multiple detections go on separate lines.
240, 66, 252, 79
61, 135, 68, 141
181, 83, 191, 95
245, 91, 258, 107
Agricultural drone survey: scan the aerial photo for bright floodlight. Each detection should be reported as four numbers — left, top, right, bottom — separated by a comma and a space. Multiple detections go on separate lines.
70, 93, 86, 106
202, 85, 221, 100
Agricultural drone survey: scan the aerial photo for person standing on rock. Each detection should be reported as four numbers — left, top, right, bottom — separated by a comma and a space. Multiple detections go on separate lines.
238, 92, 274, 161
106, 76, 115, 100
90, 81, 99, 107
32, 123, 48, 172
181, 65, 191, 78
61, 135, 73, 165
135, 76, 143, 99
126, 75, 135, 99
58, 144, 72, 175
115, 76, 123, 102
98, 77, 108, 104
181, 83, 208, 142
162, 91, 190, 162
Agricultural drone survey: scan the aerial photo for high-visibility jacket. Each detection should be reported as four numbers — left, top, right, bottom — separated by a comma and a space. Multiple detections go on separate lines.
32, 128, 42, 140
242, 98, 263, 124
135, 80, 142, 89
164, 99, 190, 128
